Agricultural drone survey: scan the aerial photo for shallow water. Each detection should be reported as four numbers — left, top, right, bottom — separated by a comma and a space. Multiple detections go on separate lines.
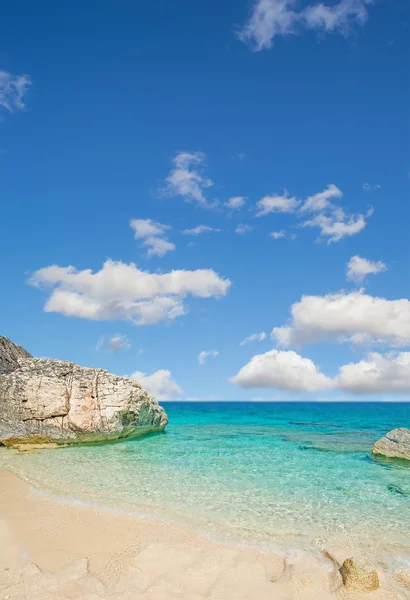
1, 402, 410, 561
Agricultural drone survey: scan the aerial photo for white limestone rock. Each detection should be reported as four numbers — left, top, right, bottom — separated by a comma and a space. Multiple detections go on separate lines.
0, 336, 168, 448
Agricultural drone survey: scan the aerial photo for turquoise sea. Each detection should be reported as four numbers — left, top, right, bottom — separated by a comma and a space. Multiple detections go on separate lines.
1, 402, 410, 564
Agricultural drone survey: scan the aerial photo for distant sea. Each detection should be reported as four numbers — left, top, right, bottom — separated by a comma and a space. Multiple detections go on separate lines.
1, 402, 410, 564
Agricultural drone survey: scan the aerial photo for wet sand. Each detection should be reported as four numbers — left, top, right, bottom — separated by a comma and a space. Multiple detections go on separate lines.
0, 468, 408, 599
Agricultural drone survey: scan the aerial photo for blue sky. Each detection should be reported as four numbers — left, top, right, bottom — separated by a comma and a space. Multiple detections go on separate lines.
1, 0, 409, 401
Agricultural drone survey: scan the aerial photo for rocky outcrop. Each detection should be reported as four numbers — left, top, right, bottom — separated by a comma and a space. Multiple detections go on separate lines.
0, 335, 32, 375
372, 428, 410, 461
340, 557, 379, 593
0, 336, 168, 449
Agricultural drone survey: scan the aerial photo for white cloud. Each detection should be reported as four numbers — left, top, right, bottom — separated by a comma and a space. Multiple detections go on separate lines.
198, 350, 219, 365
300, 184, 343, 213
130, 218, 175, 258
182, 225, 221, 235
231, 349, 332, 392
240, 331, 267, 345
237, 0, 373, 51
164, 151, 214, 208
233, 348, 410, 396
29, 259, 231, 326
97, 334, 131, 352
303, 207, 372, 243
0, 70, 31, 112
362, 183, 381, 192
272, 290, 410, 348
236, 224, 253, 234
256, 191, 299, 216
337, 352, 410, 394
130, 219, 169, 239
131, 369, 183, 400
144, 237, 176, 257
270, 230, 296, 240
346, 255, 388, 283
270, 230, 286, 239
225, 196, 246, 210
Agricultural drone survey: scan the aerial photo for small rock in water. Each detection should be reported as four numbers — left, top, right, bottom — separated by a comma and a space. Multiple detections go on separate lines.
372, 428, 410, 461
340, 556, 379, 592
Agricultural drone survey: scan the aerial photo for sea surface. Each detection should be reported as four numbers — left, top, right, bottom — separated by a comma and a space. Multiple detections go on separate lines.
1, 402, 410, 563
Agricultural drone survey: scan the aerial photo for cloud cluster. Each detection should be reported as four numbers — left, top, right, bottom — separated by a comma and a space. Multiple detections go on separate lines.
346, 255, 388, 283
240, 332, 267, 345
198, 350, 219, 365
164, 152, 214, 208
97, 334, 131, 352
182, 225, 221, 236
238, 0, 373, 51
270, 230, 296, 240
255, 184, 372, 243
0, 70, 31, 113
29, 260, 231, 326
130, 218, 175, 257
131, 369, 183, 400
272, 290, 410, 348
232, 349, 410, 395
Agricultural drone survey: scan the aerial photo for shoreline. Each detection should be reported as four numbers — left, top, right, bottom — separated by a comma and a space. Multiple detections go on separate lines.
1, 468, 409, 599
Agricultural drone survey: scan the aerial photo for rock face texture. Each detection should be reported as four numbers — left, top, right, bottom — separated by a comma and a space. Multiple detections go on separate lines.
0, 336, 168, 449
372, 428, 410, 461
0, 336, 32, 375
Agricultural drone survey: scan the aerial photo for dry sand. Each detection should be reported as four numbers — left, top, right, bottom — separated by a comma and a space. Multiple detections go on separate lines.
0, 468, 408, 600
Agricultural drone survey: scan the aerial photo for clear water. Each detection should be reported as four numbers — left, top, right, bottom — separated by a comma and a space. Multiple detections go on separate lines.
1, 402, 410, 562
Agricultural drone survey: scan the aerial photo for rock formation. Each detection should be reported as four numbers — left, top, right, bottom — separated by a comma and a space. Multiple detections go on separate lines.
372, 428, 410, 461
340, 557, 379, 593
0, 336, 168, 449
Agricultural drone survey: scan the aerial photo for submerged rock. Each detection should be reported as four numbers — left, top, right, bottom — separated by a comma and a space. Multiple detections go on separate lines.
0, 336, 168, 449
340, 557, 379, 593
372, 428, 410, 461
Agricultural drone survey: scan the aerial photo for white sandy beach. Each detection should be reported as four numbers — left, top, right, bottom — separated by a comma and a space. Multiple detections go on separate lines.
0, 468, 409, 600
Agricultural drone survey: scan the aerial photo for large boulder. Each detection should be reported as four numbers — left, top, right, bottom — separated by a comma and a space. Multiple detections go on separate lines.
372, 428, 410, 461
0, 336, 168, 449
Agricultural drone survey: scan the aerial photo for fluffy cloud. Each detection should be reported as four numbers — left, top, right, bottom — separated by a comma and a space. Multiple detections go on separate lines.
164, 152, 214, 208
237, 0, 373, 51
303, 207, 372, 243
29, 259, 231, 325
256, 191, 299, 216
300, 184, 343, 213
236, 224, 253, 234
232, 348, 410, 395
198, 350, 219, 365
130, 218, 175, 258
346, 255, 388, 283
225, 196, 246, 210
0, 70, 31, 112
231, 349, 332, 392
240, 332, 267, 345
272, 290, 410, 348
182, 225, 221, 235
97, 334, 131, 352
131, 369, 183, 400
337, 352, 410, 394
